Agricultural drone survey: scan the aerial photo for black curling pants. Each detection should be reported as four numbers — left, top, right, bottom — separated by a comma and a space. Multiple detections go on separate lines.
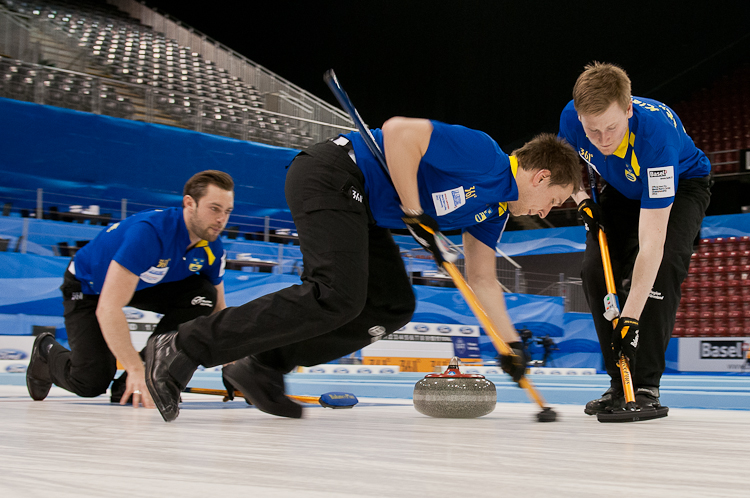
581, 176, 710, 390
48, 272, 217, 397
177, 140, 416, 372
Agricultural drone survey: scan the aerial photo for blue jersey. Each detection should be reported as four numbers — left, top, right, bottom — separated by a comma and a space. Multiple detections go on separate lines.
72, 207, 226, 295
559, 97, 711, 209
344, 120, 517, 249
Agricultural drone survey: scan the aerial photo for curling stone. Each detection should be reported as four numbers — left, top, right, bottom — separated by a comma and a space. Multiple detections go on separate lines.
413, 357, 496, 418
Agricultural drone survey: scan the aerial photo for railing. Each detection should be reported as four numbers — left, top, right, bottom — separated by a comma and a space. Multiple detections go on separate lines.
0, 186, 590, 302
0, 57, 355, 146
108, 0, 353, 129
0, 5, 89, 71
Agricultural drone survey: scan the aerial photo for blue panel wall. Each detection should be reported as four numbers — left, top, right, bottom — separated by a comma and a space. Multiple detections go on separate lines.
0, 97, 299, 221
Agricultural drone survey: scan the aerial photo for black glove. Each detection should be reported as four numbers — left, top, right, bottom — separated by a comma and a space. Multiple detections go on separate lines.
577, 198, 604, 233
401, 211, 457, 265
500, 341, 528, 384
612, 317, 639, 368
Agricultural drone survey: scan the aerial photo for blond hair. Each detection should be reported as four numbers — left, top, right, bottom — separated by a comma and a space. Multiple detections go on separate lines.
572, 61, 631, 116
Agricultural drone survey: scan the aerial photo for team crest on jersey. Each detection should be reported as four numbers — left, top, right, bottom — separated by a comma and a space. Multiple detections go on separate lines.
625, 163, 638, 182
474, 206, 495, 223
189, 258, 205, 272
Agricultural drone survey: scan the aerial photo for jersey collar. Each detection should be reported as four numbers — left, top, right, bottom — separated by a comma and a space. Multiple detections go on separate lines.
509, 155, 519, 177
612, 128, 630, 158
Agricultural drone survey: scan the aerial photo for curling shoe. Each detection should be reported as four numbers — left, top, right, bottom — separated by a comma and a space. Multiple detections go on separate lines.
222, 356, 303, 418
635, 387, 661, 410
26, 332, 55, 401
144, 331, 198, 422
584, 387, 625, 415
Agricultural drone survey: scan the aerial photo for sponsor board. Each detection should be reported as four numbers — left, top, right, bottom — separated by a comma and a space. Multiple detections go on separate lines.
124, 307, 162, 333
0, 360, 29, 373
429, 365, 597, 375
370, 322, 481, 368
297, 364, 401, 374
364, 356, 481, 373
678, 337, 750, 372
0, 336, 35, 370
527, 367, 596, 375
395, 322, 480, 337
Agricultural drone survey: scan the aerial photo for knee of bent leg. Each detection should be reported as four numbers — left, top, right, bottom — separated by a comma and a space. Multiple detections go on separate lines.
75, 374, 113, 398
317, 280, 368, 324
390, 288, 416, 329
373, 281, 416, 332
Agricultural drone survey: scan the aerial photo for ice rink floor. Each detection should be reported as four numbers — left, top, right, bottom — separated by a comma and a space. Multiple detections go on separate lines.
1, 373, 748, 498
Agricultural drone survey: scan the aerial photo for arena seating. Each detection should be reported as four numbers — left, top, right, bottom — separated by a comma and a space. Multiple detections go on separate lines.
671, 64, 750, 174
675, 236, 750, 337
0, 0, 314, 148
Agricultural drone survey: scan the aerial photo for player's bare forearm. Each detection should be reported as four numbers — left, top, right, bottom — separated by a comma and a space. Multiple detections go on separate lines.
463, 232, 520, 344
96, 260, 142, 373
620, 205, 671, 319
471, 277, 520, 344
97, 308, 144, 373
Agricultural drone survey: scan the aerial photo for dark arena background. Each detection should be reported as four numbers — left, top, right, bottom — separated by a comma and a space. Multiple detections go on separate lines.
1, 1, 749, 496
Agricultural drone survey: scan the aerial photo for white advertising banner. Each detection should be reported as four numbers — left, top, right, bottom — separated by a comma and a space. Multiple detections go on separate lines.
678, 337, 750, 372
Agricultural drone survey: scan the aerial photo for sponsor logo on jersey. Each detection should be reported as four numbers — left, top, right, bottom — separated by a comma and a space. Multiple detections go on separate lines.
432, 186, 466, 216
157, 259, 170, 268
647, 166, 675, 198
140, 266, 169, 284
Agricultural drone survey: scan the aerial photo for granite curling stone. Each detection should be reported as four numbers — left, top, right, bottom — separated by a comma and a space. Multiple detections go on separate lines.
413, 357, 496, 418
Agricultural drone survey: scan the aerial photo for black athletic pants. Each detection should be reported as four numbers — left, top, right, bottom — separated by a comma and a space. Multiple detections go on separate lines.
48, 270, 217, 397
581, 176, 711, 390
177, 140, 416, 372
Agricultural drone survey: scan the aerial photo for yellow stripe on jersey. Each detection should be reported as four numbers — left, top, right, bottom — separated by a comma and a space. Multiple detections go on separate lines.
195, 240, 215, 265
630, 149, 641, 177
509, 156, 519, 178
498, 202, 508, 215
613, 130, 630, 158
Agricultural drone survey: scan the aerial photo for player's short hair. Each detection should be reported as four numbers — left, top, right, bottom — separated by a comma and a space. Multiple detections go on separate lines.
572, 61, 631, 116
513, 133, 581, 189
183, 170, 234, 205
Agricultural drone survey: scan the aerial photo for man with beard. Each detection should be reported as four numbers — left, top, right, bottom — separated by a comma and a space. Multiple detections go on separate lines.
26, 170, 234, 410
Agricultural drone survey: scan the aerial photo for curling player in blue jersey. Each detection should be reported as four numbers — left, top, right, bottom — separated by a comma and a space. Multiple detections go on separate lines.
26, 171, 234, 410
560, 62, 711, 417
144, 117, 582, 422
